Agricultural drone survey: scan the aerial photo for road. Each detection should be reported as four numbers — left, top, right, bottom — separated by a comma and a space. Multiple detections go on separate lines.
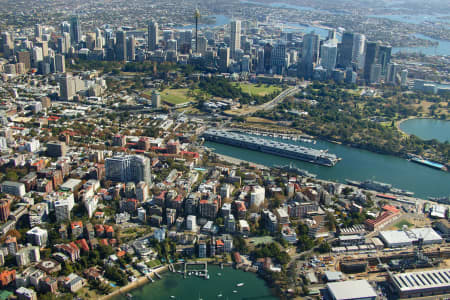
228, 85, 301, 116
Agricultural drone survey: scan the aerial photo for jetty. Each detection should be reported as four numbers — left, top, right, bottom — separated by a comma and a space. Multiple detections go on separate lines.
183, 261, 208, 279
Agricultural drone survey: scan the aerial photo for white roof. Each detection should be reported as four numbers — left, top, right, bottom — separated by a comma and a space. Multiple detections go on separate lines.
327, 280, 377, 300
391, 269, 450, 292
380, 228, 442, 246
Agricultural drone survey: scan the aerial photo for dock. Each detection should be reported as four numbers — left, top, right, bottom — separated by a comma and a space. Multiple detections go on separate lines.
183, 261, 208, 279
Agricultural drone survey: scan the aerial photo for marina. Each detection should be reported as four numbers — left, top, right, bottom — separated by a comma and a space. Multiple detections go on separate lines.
111, 265, 277, 300
202, 129, 340, 167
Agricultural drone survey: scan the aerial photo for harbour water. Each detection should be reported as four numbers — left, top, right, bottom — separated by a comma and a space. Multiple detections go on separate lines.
112, 265, 278, 300
399, 119, 450, 143
205, 135, 450, 199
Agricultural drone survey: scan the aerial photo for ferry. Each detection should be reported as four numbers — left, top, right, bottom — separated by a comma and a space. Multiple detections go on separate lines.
203, 130, 340, 167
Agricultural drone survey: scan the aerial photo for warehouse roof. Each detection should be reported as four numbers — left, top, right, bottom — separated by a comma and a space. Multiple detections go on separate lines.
327, 280, 377, 300
380, 228, 442, 246
391, 269, 450, 292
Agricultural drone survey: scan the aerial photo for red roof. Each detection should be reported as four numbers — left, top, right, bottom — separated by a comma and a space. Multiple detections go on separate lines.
76, 239, 90, 252
71, 221, 83, 229
216, 239, 224, 246
100, 239, 108, 246
117, 250, 126, 257
383, 204, 400, 213
104, 225, 114, 233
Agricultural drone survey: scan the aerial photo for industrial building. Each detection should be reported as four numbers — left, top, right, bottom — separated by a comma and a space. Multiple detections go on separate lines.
326, 280, 377, 300
389, 269, 450, 298
379, 228, 443, 248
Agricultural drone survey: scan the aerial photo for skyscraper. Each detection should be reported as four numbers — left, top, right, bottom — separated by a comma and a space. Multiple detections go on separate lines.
70, 16, 81, 44
55, 54, 65, 73
378, 44, 392, 76
364, 41, 380, 82
148, 21, 159, 51
302, 32, 320, 64
34, 24, 42, 39
95, 28, 103, 49
230, 20, 241, 59
105, 155, 151, 184
218, 47, 230, 72
352, 33, 366, 69
320, 40, 338, 72
17, 50, 31, 70
1, 32, 14, 57
59, 73, 76, 101
263, 43, 272, 73
271, 41, 286, 75
338, 31, 354, 68
115, 29, 127, 62
127, 35, 136, 61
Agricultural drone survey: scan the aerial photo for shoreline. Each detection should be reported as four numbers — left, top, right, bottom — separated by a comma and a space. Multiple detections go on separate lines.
100, 265, 169, 300
396, 116, 450, 136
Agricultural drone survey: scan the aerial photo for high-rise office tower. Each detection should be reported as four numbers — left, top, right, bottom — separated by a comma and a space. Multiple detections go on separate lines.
178, 30, 192, 53
163, 30, 174, 41
386, 62, 400, 84
271, 41, 286, 75
378, 44, 392, 76
400, 69, 408, 86
115, 29, 127, 62
35, 41, 48, 58
256, 48, 265, 73
352, 33, 366, 69
55, 54, 65, 73
70, 16, 81, 44
218, 47, 230, 72
17, 50, 31, 70
230, 20, 241, 58
197, 36, 208, 55
95, 28, 103, 49
61, 21, 71, 35
263, 43, 272, 73
105, 155, 151, 184
369, 63, 382, 84
364, 41, 380, 82
327, 29, 337, 41
320, 40, 338, 71
338, 31, 354, 68
32, 47, 44, 67
85, 32, 96, 50
1, 32, 14, 57
148, 20, 159, 51
167, 39, 177, 52
302, 32, 320, 64
63, 32, 71, 53
127, 35, 136, 61
34, 24, 42, 39
58, 73, 76, 101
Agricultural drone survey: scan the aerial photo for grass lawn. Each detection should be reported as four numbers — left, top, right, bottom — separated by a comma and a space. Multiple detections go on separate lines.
234, 83, 282, 96
146, 259, 162, 268
143, 88, 198, 105
393, 219, 413, 229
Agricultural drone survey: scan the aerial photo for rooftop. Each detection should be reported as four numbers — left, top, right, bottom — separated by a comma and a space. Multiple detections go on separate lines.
327, 280, 377, 300
391, 269, 450, 292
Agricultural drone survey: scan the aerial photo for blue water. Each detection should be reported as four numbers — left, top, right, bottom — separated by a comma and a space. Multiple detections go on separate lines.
282, 22, 341, 41
368, 14, 450, 25
392, 34, 450, 56
206, 134, 450, 198
400, 119, 450, 143
176, 14, 230, 30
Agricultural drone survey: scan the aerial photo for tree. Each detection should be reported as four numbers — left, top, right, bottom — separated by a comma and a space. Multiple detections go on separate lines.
317, 241, 331, 253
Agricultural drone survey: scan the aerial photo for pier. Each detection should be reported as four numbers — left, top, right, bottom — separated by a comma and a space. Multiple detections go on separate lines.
183, 261, 208, 279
